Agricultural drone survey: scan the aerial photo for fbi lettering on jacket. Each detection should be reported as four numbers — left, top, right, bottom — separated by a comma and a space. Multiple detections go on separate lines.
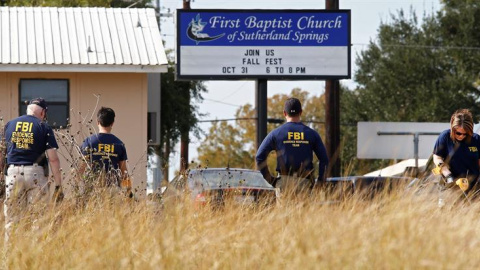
283, 132, 308, 147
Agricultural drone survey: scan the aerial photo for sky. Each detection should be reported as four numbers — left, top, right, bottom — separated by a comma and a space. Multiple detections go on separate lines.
155, 0, 442, 178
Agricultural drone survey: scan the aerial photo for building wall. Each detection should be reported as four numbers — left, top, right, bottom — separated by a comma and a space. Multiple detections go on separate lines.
0, 72, 148, 195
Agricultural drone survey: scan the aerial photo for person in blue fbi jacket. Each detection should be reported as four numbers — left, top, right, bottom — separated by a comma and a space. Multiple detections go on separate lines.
1, 98, 63, 242
433, 109, 480, 205
255, 97, 329, 195
80, 107, 131, 196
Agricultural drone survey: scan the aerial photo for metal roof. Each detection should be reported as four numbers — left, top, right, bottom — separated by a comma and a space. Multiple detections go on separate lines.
0, 7, 168, 73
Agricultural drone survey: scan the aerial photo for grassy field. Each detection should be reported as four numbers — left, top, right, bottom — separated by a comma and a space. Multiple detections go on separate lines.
2, 185, 480, 269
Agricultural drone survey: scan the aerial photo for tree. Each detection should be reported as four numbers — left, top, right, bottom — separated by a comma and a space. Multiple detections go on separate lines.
196, 120, 254, 169
341, 2, 480, 175
160, 55, 206, 180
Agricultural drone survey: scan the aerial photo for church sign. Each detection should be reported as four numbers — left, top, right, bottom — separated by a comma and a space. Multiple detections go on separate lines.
176, 9, 351, 80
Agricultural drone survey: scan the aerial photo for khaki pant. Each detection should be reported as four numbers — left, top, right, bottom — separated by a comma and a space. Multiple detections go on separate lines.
4, 164, 50, 241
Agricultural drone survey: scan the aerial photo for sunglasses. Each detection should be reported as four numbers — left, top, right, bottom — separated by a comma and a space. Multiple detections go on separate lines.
455, 131, 467, 136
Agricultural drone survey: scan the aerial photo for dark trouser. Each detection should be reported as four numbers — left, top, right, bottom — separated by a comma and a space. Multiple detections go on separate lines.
275, 174, 314, 197
437, 174, 480, 206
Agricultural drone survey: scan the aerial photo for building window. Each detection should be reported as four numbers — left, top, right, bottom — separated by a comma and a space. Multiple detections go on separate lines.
19, 79, 69, 128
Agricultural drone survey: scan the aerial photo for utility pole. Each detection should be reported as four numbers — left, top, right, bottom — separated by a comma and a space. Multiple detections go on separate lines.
180, 0, 191, 172
325, 0, 341, 177
256, 80, 268, 150
156, 0, 160, 28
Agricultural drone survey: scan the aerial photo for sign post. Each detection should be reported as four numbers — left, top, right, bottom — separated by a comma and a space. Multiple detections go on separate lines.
377, 132, 441, 169
256, 79, 268, 149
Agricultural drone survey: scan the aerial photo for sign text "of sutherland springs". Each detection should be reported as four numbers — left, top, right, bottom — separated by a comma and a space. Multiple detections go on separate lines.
176, 9, 351, 80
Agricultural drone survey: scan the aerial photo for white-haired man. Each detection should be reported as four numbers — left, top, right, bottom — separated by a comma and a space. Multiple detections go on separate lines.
0, 98, 63, 241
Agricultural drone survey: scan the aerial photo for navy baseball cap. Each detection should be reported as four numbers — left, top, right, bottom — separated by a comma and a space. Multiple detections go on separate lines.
284, 98, 302, 115
29, 98, 48, 112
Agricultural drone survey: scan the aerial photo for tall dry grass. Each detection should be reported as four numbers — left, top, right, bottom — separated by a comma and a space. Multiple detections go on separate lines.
2, 184, 480, 269
2, 102, 480, 269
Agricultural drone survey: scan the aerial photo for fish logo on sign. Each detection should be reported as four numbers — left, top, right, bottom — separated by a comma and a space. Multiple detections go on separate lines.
187, 14, 225, 45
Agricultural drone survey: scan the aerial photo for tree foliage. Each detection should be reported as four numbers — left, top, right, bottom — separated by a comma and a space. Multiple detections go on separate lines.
341, 1, 480, 175
160, 54, 206, 179
196, 120, 255, 169
160, 63, 206, 148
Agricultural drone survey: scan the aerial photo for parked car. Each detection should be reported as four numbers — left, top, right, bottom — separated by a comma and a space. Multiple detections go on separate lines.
325, 176, 414, 200
163, 168, 278, 209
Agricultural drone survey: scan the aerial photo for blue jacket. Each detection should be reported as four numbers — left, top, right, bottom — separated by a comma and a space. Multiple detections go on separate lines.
433, 129, 480, 178
256, 121, 329, 182
4, 114, 58, 165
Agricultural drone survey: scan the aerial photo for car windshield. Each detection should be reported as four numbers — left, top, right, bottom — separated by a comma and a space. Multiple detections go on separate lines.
188, 170, 270, 189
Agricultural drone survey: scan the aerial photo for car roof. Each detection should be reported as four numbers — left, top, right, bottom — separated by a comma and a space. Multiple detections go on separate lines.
184, 168, 273, 189
187, 168, 260, 173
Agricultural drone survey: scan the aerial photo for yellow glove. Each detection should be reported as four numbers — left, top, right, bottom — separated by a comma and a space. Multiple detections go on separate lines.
456, 178, 469, 191
121, 177, 134, 198
121, 177, 132, 189
432, 165, 442, 175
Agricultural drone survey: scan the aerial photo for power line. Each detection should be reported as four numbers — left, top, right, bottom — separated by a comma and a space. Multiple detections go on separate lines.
352, 43, 480, 51
219, 81, 249, 101
203, 98, 244, 107
198, 117, 256, 123
198, 117, 326, 124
